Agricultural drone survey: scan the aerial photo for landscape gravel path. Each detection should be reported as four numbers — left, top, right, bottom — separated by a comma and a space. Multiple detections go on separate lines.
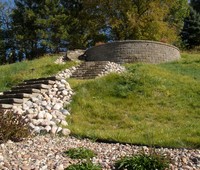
0, 135, 199, 170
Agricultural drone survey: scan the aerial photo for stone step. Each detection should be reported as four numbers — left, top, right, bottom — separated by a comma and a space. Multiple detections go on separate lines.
4, 88, 41, 95
71, 73, 99, 77
71, 61, 109, 79
12, 84, 51, 90
0, 93, 33, 99
0, 104, 13, 109
0, 98, 24, 104
23, 76, 60, 82
19, 80, 55, 86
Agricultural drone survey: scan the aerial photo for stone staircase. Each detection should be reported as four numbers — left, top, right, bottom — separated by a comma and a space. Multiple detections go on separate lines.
0, 76, 59, 109
0, 61, 123, 109
71, 61, 109, 79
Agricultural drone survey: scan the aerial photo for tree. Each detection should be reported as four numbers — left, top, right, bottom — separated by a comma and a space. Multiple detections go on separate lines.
61, 0, 107, 49
0, 1, 15, 64
35, 0, 71, 53
12, 0, 45, 60
190, 0, 200, 13
0, 3, 6, 64
181, 7, 200, 48
93, 0, 189, 44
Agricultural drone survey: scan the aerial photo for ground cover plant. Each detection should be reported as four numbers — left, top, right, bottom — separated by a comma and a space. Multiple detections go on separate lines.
64, 147, 96, 159
65, 162, 101, 170
64, 147, 100, 170
0, 110, 30, 143
68, 53, 200, 148
115, 152, 169, 170
0, 55, 76, 92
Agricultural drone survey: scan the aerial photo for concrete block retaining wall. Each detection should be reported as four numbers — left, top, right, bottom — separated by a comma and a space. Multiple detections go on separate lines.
84, 40, 180, 64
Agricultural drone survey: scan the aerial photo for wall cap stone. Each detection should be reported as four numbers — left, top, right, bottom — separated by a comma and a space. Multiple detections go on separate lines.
86, 40, 179, 52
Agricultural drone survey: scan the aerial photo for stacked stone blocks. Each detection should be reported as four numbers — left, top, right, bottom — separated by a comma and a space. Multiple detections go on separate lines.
84, 40, 180, 64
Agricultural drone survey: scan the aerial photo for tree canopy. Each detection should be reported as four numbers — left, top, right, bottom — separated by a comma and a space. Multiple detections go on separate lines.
0, 0, 190, 64
181, 5, 200, 49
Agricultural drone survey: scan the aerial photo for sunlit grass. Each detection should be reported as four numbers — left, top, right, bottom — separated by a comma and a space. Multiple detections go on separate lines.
68, 53, 200, 148
0, 55, 76, 92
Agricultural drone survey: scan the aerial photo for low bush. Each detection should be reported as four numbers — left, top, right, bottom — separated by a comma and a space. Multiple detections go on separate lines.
115, 152, 169, 170
0, 110, 30, 143
65, 162, 101, 170
64, 147, 96, 159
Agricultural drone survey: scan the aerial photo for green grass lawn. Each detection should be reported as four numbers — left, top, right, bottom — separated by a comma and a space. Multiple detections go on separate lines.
0, 55, 76, 92
68, 53, 200, 149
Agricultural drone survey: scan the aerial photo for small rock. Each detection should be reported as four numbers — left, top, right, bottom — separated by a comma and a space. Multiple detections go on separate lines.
45, 125, 51, 132
51, 126, 58, 134
37, 111, 45, 119
56, 164, 64, 170
61, 120, 68, 126
62, 128, 71, 136
62, 90, 68, 96
61, 109, 70, 116
44, 112, 53, 120
41, 101, 48, 106
53, 103, 62, 110
61, 79, 67, 84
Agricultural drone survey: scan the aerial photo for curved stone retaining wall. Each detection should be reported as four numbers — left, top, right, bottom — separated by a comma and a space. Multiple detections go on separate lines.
84, 40, 180, 64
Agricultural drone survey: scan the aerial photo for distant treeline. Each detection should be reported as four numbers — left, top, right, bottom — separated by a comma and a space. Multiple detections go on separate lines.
0, 0, 199, 65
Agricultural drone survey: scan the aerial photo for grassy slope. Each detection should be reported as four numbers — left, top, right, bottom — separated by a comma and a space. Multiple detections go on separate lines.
68, 53, 200, 148
0, 55, 76, 92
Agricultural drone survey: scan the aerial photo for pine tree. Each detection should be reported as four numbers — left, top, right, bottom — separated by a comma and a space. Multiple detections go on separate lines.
12, 0, 45, 60
61, 0, 107, 49
190, 0, 200, 13
35, 0, 71, 53
0, 1, 15, 64
181, 7, 200, 48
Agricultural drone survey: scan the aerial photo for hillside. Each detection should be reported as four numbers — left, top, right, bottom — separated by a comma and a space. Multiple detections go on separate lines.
0, 55, 76, 92
0, 52, 199, 149
68, 53, 200, 148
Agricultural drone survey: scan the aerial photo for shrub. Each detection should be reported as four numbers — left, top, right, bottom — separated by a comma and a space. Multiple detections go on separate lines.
64, 147, 96, 159
115, 153, 169, 170
65, 162, 101, 170
0, 110, 30, 143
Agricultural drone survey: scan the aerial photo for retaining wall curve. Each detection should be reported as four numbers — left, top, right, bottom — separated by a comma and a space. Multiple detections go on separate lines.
84, 40, 180, 64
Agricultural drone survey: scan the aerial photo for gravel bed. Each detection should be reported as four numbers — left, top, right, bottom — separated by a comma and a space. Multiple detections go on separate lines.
0, 135, 199, 170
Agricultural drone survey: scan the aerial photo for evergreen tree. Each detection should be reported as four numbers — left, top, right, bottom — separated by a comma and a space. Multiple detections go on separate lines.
12, 0, 45, 60
190, 0, 200, 13
181, 7, 200, 48
0, 3, 6, 64
0, 1, 15, 64
36, 0, 71, 53
61, 0, 107, 49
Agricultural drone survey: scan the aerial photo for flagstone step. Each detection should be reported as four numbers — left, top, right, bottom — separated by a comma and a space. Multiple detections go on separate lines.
12, 84, 51, 90
71, 61, 109, 79
19, 80, 55, 86
3, 88, 42, 95
0, 98, 24, 104
0, 93, 35, 99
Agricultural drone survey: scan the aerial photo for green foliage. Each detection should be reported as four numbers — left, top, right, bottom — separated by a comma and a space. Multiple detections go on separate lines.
181, 7, 200, 49
0, 110, 30, 143
115, 153, 169, 170
191, 0, 200, 13
68, 53, 200, 148
12, 0, 44, 59
65, 162, 101, 170
0, 55, 76, 92
99, 0, 189, 43
36, 0, 70, 53
0, 0, 190, 64
0, 1, 14, 64
64, 147, 96, 159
